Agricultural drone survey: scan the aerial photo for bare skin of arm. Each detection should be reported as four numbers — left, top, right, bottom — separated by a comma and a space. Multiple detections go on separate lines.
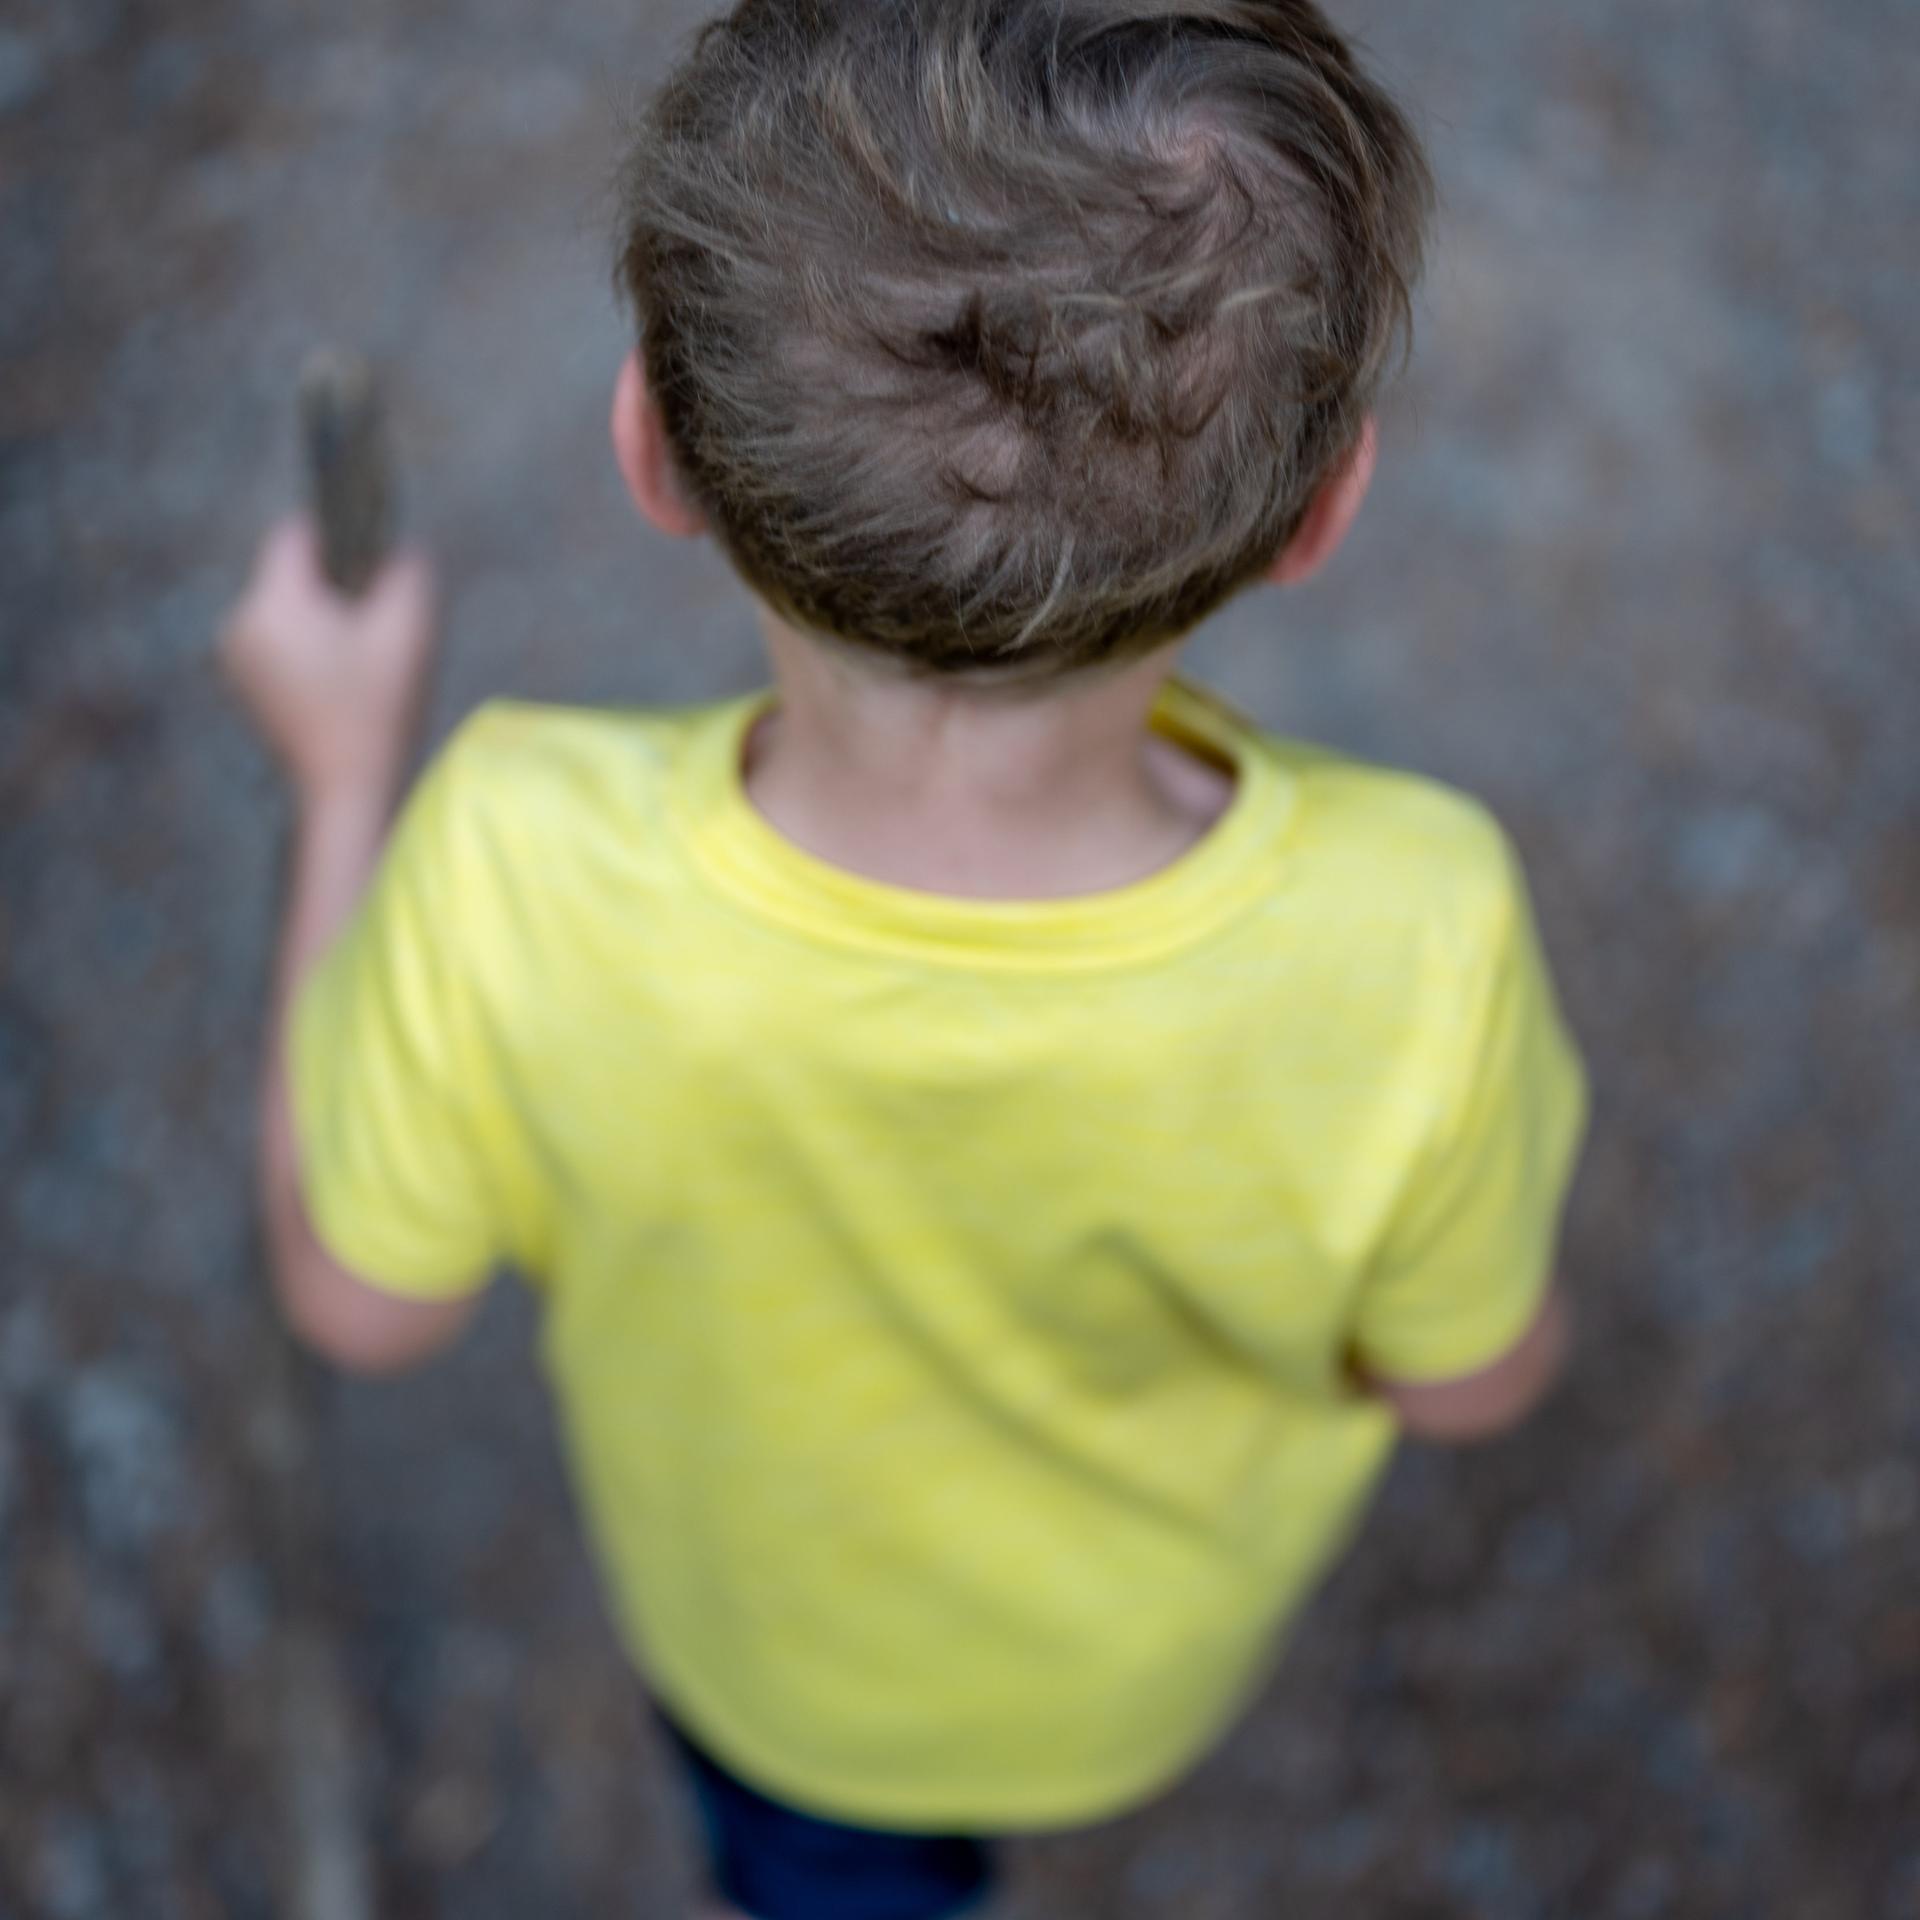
1356, 1286, 1572, 1445
224, 519, 479, 1376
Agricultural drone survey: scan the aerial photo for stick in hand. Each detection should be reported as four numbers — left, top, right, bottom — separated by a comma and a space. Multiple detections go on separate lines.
299, 351, 393, 597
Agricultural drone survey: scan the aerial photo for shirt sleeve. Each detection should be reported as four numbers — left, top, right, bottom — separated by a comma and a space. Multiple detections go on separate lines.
288, 728, 516, 1300
1352, 841, 1589, 1383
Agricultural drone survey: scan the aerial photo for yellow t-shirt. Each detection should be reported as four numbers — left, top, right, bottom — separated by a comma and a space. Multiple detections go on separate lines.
291, 678, 1586, 1830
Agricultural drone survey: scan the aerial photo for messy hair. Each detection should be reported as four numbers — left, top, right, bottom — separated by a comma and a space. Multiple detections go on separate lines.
617, 0, 1431, 680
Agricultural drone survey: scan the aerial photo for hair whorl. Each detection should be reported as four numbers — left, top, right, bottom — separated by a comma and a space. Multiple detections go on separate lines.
618, 0, 1432, 680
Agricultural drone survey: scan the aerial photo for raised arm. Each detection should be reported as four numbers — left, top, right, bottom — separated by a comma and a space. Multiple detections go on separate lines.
222, 519, 479, 1373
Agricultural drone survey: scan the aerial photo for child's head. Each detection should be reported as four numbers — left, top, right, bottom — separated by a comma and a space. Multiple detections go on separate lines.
615, 0, 1431, 685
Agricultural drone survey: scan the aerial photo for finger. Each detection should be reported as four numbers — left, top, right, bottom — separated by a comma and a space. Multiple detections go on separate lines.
368, 546, 439, 626
259, 514, 323, 590
229, 516, 308, 625
249, 514, 309, 581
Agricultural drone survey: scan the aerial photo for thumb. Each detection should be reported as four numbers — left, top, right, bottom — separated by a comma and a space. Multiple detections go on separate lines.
364, 546, 439, 632
222, 515, 319, 643
249, 515, 323, 598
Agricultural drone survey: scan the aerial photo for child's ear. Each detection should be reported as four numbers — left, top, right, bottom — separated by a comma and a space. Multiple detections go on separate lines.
1264, 417, 1378, 588
611, 350, 706, 539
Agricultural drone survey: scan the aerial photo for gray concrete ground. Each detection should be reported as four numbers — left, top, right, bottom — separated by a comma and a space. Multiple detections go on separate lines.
2, 0, 1917, 1914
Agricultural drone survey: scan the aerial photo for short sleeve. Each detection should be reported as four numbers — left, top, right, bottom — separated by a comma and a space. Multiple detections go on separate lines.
288, 731, 512, 1299
1352, 843, 1589, 1382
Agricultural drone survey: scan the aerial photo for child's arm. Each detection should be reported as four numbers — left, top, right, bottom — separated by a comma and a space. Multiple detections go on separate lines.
1354, 1284, 1570, 1445
1345, 820, 1587, 1448
223, 519, 480, 1374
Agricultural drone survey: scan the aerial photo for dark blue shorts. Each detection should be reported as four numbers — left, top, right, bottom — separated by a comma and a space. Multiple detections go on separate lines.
659, 1713, 996, 1920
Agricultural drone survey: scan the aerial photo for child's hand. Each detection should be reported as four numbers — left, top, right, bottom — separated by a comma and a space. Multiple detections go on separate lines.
220, 516, 438, 809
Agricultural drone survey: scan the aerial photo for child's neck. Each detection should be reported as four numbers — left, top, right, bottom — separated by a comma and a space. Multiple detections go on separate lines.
743, 617, 1235, 901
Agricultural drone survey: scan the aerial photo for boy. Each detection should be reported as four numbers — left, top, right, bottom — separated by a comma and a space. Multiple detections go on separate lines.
223, 1, 1586, 1914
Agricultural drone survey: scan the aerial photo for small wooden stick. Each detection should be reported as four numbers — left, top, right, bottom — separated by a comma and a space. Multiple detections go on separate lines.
299, 351, 393, 596
250, 348, 395, 1920
257, 1341, 376, 1920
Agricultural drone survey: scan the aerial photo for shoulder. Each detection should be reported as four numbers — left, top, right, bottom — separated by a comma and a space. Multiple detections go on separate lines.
406, 698, 703, 859
1266, 739, 1529, 967
362, 700, 715, 948
428, 698, 687, 805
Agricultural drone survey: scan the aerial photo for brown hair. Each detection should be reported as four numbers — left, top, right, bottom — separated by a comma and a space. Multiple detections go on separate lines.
617, 0, 1431, 681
